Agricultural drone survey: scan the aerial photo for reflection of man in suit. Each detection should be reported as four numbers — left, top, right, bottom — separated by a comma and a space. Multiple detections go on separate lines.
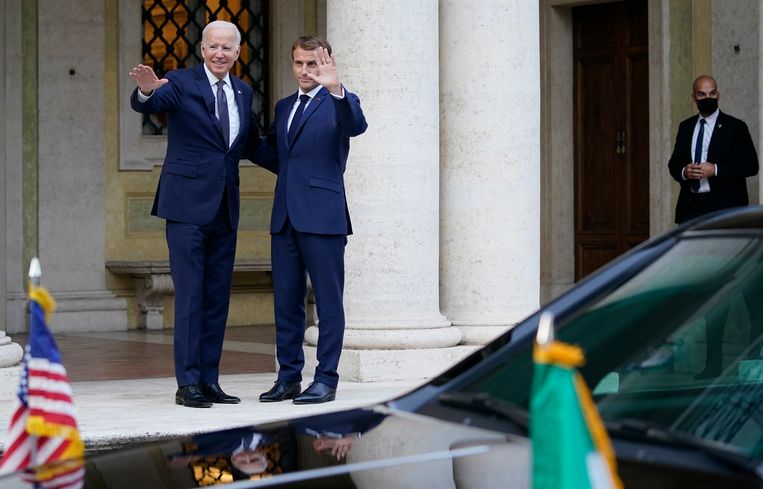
254, 35, 367, 404
129, 20, 271, 407
668, 75, 758, 224
168, 428, 277, 479
668, 75, 760, 379
294, 409, 385, 461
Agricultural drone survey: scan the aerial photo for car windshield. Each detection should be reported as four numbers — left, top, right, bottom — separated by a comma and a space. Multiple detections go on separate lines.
459, 233, 763, 459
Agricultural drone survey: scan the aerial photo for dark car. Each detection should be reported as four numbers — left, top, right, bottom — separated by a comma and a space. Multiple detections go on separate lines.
5, 206, 763, 488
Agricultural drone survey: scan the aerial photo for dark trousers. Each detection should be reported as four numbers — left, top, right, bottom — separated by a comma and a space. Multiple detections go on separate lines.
702, 290, 763, 374
272, 218, 346, 389
166, 197, 236, 387
679, 192, 717, 223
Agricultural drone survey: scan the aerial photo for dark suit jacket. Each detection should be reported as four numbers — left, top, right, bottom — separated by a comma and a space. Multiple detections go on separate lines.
668, 111, 759, 223
253, 86, 368, 235
130, 64, 268, 228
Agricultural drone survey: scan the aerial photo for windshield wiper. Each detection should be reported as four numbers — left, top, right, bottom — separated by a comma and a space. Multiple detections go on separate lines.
606, 418, 760, 477
437, 392, 529, 431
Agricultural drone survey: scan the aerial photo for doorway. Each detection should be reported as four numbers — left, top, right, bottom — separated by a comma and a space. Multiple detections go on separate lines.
573, 0, 649, 280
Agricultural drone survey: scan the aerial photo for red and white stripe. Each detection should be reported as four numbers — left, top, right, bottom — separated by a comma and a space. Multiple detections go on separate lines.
0, 403, 32, 472
28, 357, 79, 432
0, 356, 81, 474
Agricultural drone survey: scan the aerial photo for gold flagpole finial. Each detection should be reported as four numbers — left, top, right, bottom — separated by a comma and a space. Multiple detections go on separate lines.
536, 311, 555, 346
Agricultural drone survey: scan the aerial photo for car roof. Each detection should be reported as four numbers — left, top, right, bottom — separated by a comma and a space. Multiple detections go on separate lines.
683, 205, 763, 232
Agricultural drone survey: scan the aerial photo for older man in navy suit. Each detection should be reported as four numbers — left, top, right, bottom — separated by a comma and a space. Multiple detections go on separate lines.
129, 20, 273, 408
254, 35, 367, 404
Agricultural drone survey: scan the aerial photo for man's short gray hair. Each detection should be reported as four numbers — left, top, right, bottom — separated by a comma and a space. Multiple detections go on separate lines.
202, 20, 241, 46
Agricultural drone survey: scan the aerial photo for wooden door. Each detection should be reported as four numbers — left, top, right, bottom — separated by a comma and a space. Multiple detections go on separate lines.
573, 0, 649, 280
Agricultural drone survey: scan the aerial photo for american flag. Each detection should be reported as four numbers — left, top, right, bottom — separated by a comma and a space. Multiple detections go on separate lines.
0, 285, 84, 488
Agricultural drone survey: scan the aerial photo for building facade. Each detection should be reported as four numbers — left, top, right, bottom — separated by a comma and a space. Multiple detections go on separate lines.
0, 0, 761, 384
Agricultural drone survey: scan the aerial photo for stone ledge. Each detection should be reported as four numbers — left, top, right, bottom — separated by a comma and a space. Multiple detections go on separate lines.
106, 260, 272, 275
106, 260, 272, 330
48, 292, 128, 333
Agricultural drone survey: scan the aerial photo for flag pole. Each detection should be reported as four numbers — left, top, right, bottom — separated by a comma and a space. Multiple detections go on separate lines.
536, 311, 555, 347
27, 258, 41, 466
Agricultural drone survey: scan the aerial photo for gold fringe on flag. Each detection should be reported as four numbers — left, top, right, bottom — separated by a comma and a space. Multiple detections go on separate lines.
574, 374, 623, 489
533, 340, 585, 368
28, 284, 57, 323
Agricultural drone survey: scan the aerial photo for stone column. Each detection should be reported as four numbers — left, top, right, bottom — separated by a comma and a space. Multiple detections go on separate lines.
0, 0, 25, 400
440, 0, 541, 344
304, 0, 475, 382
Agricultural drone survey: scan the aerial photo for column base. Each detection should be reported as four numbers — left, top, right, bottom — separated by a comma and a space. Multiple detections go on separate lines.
0, 365, 23, 400
0, 332, 24, 367
48, 291, 128, 333
304, 345, 480, 382
306, 325, 463, 349
457, 325, 514, 345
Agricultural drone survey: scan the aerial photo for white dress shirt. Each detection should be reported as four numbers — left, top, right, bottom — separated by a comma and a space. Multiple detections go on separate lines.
687, 108, 719, 193
286, 84, 346, 132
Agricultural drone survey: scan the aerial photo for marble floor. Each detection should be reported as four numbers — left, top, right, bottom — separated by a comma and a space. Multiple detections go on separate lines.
11, 324, 277, 382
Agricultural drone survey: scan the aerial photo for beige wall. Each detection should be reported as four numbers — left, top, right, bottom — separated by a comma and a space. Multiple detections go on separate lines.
711, 0, 760, 204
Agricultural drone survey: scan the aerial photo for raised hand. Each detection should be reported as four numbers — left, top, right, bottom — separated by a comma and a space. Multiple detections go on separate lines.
306, 48, 342, 96
128, 64, 169, 95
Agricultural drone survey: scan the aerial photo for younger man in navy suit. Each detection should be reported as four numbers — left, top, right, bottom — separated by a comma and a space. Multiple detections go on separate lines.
254, 35, 368, 404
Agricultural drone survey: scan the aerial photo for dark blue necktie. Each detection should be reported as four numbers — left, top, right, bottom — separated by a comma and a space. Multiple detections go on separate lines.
691, 119, 706, 192
288, 94, 310, 145
216, 80, 230, 148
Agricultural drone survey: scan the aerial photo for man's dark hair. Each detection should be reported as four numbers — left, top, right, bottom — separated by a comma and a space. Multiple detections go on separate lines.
292, 35, 332, 57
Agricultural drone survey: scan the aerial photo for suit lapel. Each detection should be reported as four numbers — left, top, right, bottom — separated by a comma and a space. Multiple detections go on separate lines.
683, 115, 700, 154
706, 111, 726, 162
281, 93, 298, 148
287, 88, 328, 147
230, 76, 248, 148
193, 64, 229, 150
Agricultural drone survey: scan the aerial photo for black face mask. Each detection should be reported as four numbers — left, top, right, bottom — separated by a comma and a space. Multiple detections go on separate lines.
696, 97, 718, 115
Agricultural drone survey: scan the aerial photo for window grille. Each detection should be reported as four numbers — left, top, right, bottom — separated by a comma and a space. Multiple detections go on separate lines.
141, 0, 268, 135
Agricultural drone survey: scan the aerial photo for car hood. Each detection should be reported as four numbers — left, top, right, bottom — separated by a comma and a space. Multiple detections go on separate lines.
0, 405, 530, 489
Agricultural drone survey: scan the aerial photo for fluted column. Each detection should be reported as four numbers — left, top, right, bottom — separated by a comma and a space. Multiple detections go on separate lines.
304, 0, 475, 381
440, 0, 541, 344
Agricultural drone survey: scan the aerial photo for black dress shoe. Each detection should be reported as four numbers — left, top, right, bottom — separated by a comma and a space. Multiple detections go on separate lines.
293, 382, 336, 404
199, 383, 241, 404
176, 385, 212, 408
259, 381, 301, 402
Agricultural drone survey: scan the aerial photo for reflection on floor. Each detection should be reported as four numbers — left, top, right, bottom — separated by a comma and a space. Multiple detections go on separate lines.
12, 325, 276, 382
